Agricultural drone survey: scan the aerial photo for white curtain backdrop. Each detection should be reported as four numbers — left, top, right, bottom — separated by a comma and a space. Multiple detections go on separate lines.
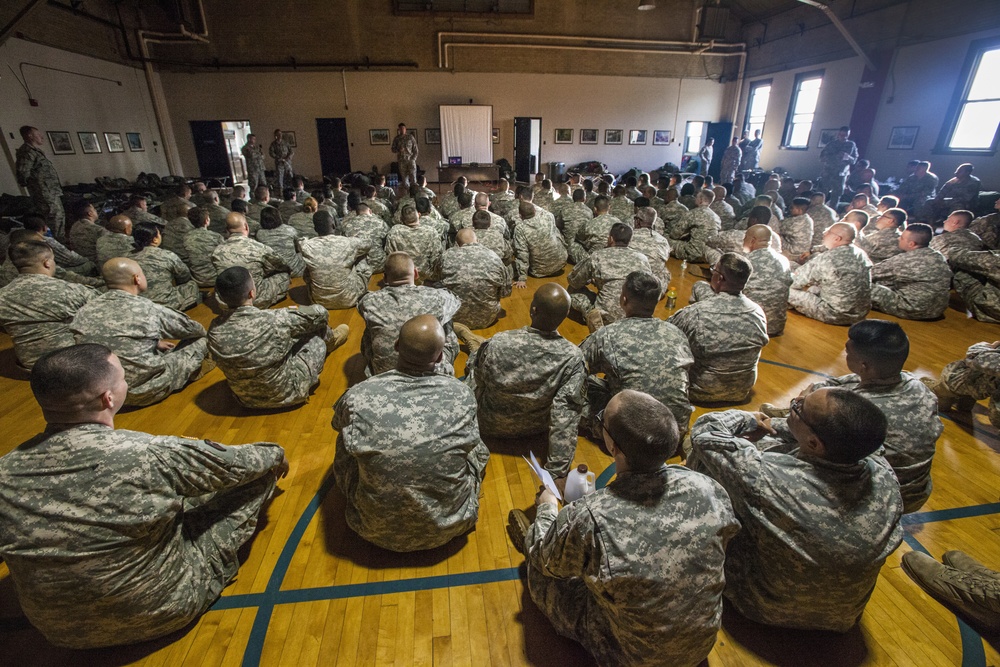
439, 105, 493, 164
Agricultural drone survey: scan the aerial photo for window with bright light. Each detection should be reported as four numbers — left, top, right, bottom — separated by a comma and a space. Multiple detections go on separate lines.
685, 121, 706, 154
744, 80, 771, 138
939, 38, 1000, 153
782, 71, 823, 149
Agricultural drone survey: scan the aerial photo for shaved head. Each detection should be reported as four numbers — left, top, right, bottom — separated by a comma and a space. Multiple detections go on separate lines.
455, 228, 476, 246
396, 315, 446, 370
226, 212, 249, 234
107, 215, 132, 235
102, 258, 143, 288
529, 283, 571, 332
745, 224, 772, 245
384, 252, 416, 285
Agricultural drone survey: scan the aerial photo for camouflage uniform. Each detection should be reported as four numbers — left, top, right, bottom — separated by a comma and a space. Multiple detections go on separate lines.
514, 215, 568, 281
950, 249, 1000, 323
857, 227, 904, 263
789, 245, 872, 325
710, 200, 737, 231
183, 228, 224, 287
669, 291, 768, 403
704, 230, 748, 267
871, 247, 952, 320
505, 203, 555, 232
161, 217, 193, 263
45, 237, 93, 275
534, 189, 556, 213
0, 273, 98, 369
970, 212, 1000, 250
208, 304, 330, 408
929, 228, 984, 262
567, 246, 652, 323
437, 193, 461, 220
440, 243, 510, 329
391, 132, 419, 186
268, 137, 294, 191
580, 316, 694, 436
246, 201, 276, 225
740, 138, 762, 171
287, 211, 316, 240
575, 213, 624, 256
490, 191, 517, 218
895, 172, 939, 216
125, 207, 168, 229
740, 247, 793, 336
277, 200, 301, 224
211, 236, 291, 309
95, 232, 135, 266
670, 207, 722, 262
819, 138, 858, 204
257, 225, 306, 277
242, 142, 267, 193
628, 228, 671, 294
939, 342, 1000, 428
559, 203, 594, 264
133, 246, 200, 311
608, 197, 633, 226
72, 290, 208, 406
341, 212, 389, 274
364, 197, 392, 225
0, 425, 282, 649
358, 285, 461, 376
203, 203, 231, 236
300, 235, 372, 309
658, 200, 689, 236
808, 203, 838, 246
15, 143, 65, 239
688, 409, 904, 632
464, 326, 586, 477
68, 219, 107, 264
385, 224, 444, 283
333, 370, 489, 552
769, 213, 813, 262
525, 465, 739, 667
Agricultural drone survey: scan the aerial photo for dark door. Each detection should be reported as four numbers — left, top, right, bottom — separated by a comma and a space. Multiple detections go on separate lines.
706, 121, 733, 182
513, 117, 541, 184
317, 118, 351, 177
189, 121, 231, 180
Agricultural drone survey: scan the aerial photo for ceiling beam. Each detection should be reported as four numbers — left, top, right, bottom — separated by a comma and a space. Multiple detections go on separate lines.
0, 0, 46, 48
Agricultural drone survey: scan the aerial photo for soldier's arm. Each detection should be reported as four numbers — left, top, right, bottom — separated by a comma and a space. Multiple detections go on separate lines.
967, 344, 1000, 376
565, 258, 591, 290
275, 304, 328, 339
157, 305, 207, 341
513, 229, 529, 282
525, 499, 593, 581
687, 410, 771, 503
149, 435, 286, 497
545, 356, 587, 479
790, 259, 816, 290
15, 151, 35, 187
169, 251, 194, 285
262, 250, 292, 276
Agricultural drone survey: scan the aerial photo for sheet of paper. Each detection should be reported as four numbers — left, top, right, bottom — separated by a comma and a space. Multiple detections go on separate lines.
523, 451, 562, 501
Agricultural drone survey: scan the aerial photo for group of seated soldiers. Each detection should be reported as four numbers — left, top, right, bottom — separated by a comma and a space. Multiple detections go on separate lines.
0, 165, 998, 664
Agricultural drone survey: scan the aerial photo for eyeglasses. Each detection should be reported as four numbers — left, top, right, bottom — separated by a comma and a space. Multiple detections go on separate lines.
789, 396, 816, 431
596, 408, 608, 435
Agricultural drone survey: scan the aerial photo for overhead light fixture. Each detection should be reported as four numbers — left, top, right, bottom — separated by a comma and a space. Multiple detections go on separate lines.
638, 0, 656, 9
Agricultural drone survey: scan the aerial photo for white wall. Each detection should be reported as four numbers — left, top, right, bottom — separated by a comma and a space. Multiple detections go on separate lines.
157, 70, 727, 181
0, 39, 170, 194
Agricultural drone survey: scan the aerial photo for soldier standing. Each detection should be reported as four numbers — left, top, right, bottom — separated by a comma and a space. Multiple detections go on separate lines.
818, 126, 858, 206
241, 134, 266, 193
15, 126, 65, 240
391, 123, 419, 187
268, 129, 294, 191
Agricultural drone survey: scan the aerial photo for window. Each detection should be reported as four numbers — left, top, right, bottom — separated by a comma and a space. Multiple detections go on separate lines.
938, 37, 1000, 154
782, 71, 823, 149
685, 121, 707, 154
744, 80, 771, 138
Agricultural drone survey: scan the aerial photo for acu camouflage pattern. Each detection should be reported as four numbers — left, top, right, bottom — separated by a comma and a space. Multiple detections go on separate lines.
929, 228, 983, 261
513, 215, 568, 281
257, 225, 306, 277
465, 326, 586, 477
440, 243, 511, 329
559, 202, 595, 261
0, 424, 282, 648
358, 284, 461, 376
871, 246, 952, 320
628, 228, 671, 293
808, 203, 838, 245
208, 304, 330, 408
341, 212, 389, 274
333, 370, 489, 552
211, 235, 290, 309
0, 273, 98, 369
95, 232, 135, 266
940, 342, 1000, 427
385, 224, 444, 282
567, 246, 652, 323
183, 228, 224, 287
670, 207, 722, 262
688, 410, 904, 633
300, 235, 372, 309
949, 249, 1000, 323
132, 245, 199, 311
969, 212, 999, 250
72, 290, 207, 406
575, 213, 624, 256
44, 237, 91, 274
608, 197, 634, 225
710, 200, 737, 231
161, 217, 194, 263
789, 244, 872, 325
669, 291, 768, 403
657, 200, 689, 235
743, 247, 793, 336
856, 227, 904, 263
287, 211, 316, 240
770, 213, 813, 261
15, 143, 65, 238
69, 219, 107, 264
720, 144, 742, 184
525, 466, 739, 667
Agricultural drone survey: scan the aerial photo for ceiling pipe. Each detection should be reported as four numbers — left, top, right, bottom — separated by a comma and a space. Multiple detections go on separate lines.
0, 0, 46, 47
794, 0, 876, 71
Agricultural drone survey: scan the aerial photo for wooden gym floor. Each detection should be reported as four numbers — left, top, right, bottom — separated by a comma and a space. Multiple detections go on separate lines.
0, 255, 998, 667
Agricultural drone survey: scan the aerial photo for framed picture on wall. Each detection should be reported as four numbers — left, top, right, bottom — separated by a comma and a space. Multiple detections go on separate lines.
46, 131, 74, 155
888, 126, 919, 150
629, 130, 647, 145
555, 129, 573, 144
78, 132, 101, 154
605, 129, 623, 145
817, 128, 838, 149
126, 132, 144, 152
425, 128, 441, 144
653, 130, 671, 145
580, 129, 598, 145
104, 132, 124, 153
408, 128, 418, 142
370, 129, 390, 145
282, 131, 297, 148
492, 128, 500, 144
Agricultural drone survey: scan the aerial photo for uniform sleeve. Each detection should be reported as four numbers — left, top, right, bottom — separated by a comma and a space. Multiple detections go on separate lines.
274, 305, 327, 339
168, 250, 194, 285
148, 436, 284, 497
513, 227, 529, 281
15, 149, 35, 187
545, 355, 587, 478
525, 501, 594, 580
687, 410, 770, 507
566, 257, 592, 290
262, 249, 291, 276
155, 303, 206, 340
790, 256, 819, 290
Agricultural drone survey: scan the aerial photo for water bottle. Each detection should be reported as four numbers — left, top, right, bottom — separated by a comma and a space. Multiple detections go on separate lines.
666, 285, 677, 310
564, 464, 596, 503
680, 259, 688, 273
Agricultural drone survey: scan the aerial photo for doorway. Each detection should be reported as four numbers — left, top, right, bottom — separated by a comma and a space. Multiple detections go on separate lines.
513, 117, 541, 184
189, 120, 252, 185
316, 118, 351, 177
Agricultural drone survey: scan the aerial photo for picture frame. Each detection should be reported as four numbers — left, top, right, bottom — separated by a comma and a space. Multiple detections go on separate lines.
629, 130, 647, 145
554, 128, 573, 144
653, 130, 672, 146
493, 128, 500, 144
78, 131, 101, 154
425, 128, 441, 145
126, 132, 144, 152
370, 129, 390, 145
605, 129, 623, 145
282, 131, 297, 148
104, 132, 124, 153
817, 128, 838, 149
407, 128, 418, 142
888, 126, 919, 150
580, 129, 598, 145
46, 131, 74, 155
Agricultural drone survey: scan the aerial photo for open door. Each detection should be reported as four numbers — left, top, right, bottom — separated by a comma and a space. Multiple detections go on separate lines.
706, 121, 734, 182
317, 118, 351, 177
513, 117, 541, 184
